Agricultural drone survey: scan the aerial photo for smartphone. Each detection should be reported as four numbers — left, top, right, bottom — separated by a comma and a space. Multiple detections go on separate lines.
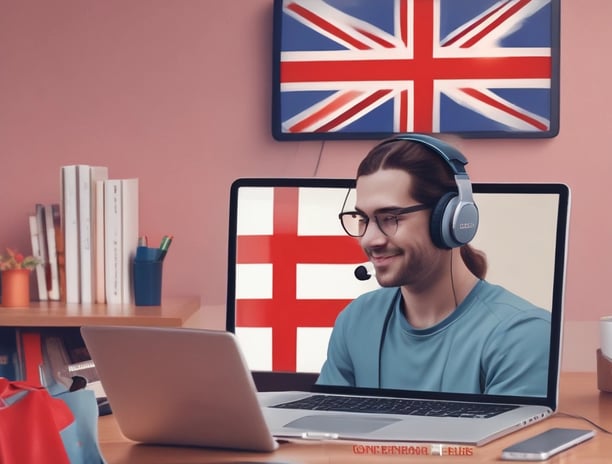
501, 428, 595, 461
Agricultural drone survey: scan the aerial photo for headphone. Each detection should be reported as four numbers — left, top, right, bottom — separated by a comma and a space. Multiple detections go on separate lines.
376, 133, 479, 249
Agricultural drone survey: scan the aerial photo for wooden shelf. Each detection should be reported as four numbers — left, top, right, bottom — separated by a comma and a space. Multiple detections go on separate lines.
0, 297, 200, 327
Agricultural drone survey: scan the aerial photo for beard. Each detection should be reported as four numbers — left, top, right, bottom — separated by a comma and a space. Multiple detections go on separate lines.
370, 244, 444, 290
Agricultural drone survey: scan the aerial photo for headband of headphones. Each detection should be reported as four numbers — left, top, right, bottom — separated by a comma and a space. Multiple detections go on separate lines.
378, 133, 479, 248
381, 133, 469, 177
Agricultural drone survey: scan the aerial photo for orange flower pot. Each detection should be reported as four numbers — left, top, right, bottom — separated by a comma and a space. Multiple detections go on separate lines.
1, 269, 31, 307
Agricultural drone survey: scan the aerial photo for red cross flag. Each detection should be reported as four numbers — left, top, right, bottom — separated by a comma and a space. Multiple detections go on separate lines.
234, 185, 378, 373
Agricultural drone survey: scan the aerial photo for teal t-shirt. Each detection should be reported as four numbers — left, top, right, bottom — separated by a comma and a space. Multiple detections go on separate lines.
317, 280, 551, 397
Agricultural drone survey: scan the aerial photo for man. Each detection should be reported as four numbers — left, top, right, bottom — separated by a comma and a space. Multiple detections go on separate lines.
317, 134, 550, 397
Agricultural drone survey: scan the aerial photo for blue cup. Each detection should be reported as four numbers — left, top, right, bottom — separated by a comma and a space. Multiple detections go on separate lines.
133, 260, 163, 306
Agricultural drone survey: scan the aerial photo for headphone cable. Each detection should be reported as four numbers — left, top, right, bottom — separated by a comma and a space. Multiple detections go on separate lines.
450, 249, 458, 308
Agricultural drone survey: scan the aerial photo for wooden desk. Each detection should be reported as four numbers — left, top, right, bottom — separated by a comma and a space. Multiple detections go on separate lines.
98, 372, 612, 463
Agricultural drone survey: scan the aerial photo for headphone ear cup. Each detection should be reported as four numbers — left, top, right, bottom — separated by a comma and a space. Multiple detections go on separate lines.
430, 192, 459, 249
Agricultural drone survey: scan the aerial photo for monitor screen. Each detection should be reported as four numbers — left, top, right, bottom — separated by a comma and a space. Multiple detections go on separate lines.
226, 178, 569, 399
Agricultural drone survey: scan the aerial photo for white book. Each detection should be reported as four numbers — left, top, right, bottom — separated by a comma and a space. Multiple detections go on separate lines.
44, 204, 61, 300
78, 165, 109, 304
28, 215, 48, 301
61, 165, 80, 303
93, 179, 106, 304
104, 180, 123, 304
120, 178, 139, 304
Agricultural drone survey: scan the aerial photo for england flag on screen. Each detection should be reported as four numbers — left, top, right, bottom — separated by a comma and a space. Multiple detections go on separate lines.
275, 0, 558, 138
234, 186, 378, 373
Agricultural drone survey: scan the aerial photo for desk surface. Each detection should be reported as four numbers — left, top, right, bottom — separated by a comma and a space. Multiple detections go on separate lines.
98, 372, 612, 463
0, 297, 200, 327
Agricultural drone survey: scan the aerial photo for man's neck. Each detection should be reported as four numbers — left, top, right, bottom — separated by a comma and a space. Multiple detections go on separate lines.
400, 252, 479, 329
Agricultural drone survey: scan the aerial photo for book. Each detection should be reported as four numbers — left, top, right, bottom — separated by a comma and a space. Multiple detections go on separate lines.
16, 330, 44, 386
28, 215, 48, 301
44, 204, 61, 301
77, 165, 109, 304
93, 179, 107, 304
104, 179, 122, 304
51, 204, 66, 302
35, 203, 50, 297
42, 334, 72, 389
61, 165, 80, 303
77, 165, 93, 304
0, 333, 16, 381
121, 178, 139, 304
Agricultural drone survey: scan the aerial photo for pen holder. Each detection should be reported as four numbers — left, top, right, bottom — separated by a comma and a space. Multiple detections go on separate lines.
133, 260, 163, 306
597, 349, 612, 392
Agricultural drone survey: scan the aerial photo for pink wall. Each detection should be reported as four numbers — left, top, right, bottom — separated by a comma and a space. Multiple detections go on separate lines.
1, 1, 609, 326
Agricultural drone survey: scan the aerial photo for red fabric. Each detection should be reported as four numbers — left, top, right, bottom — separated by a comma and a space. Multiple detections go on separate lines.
0, 378, 73, 464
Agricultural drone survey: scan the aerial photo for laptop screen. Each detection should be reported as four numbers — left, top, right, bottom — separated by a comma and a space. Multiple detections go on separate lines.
226, 178, 569, 404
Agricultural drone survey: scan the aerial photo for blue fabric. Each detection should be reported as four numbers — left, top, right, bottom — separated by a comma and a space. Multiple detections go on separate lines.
56, 387, 106, 464
317, 280, 551, 396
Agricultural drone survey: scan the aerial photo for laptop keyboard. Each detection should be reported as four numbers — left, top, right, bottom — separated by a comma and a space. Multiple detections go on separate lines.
272, 394, 518, 419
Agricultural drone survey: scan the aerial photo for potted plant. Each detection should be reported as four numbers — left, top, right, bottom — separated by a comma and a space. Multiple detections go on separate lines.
0, 248, 41, 307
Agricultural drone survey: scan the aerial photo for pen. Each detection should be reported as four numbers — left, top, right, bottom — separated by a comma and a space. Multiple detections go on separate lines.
158, 235, 173, 261
138, 235, 148, 247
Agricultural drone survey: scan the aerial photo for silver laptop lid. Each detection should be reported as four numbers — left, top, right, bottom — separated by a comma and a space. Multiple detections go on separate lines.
81, 325, 279, 452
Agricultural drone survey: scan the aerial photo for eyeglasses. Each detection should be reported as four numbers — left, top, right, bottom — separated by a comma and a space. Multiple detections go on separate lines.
339, 204, 431, 237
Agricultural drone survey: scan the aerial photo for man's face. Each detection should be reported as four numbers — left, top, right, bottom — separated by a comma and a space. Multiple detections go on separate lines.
355, 169, 446, 289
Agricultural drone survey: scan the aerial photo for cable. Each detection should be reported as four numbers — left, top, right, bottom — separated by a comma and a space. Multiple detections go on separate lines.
449, 249, 458, 308
557, 411, 612, 434
312, 140, 325, 176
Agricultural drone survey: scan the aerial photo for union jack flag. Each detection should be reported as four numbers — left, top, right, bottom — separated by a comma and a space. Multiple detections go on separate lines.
272, 0, 560, 139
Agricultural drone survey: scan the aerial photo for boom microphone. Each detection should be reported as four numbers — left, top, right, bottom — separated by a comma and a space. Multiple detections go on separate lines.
354, 265, 372, 281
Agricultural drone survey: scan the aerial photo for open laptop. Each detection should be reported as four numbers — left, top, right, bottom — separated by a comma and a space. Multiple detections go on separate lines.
226, 178, 570, 445
80, 325, 279, 452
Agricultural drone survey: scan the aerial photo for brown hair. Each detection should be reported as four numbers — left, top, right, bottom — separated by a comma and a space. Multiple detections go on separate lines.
357, 138, 487, 279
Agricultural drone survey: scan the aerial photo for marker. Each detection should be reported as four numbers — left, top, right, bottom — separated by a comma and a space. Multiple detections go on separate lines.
158, 235, 173, 261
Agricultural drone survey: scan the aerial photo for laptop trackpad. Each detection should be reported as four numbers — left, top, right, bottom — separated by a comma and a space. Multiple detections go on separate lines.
285, 414, 400, 434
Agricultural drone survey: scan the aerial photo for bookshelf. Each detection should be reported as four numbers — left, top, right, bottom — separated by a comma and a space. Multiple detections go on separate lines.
0, 297, 200, 390
0, 297, 201, 327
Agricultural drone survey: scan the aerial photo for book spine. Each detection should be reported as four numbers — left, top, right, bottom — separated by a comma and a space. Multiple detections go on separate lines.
52, 203, 66, 302
19, 330, 44, 386
61, 165, 80, 303
35, 203, 51, 296
28, 215, 48, 301
94, 179, 106, 303
104, 180, 122, 304
121, 178, 139, 304
77, 165, 93, 304
91, 168, 109, 304
0, 330, 16, 381
44, 204, 60, 301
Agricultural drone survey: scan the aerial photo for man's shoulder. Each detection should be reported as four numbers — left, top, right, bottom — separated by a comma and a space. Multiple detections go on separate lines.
474, 280, 551, 322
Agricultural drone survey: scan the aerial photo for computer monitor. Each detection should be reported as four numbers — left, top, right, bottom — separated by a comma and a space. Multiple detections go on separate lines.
226, 178, 569, 395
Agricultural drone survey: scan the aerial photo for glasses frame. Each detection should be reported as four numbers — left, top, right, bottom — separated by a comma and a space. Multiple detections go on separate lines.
338, 204, 431, 238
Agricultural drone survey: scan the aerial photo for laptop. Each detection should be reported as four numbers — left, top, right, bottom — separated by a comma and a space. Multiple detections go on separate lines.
80, 325, 279, 452
226, 178, 570, 445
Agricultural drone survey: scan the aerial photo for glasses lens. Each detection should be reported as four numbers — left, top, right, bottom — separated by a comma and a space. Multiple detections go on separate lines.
340, 212, 367, 237
375, 214, 399, 237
